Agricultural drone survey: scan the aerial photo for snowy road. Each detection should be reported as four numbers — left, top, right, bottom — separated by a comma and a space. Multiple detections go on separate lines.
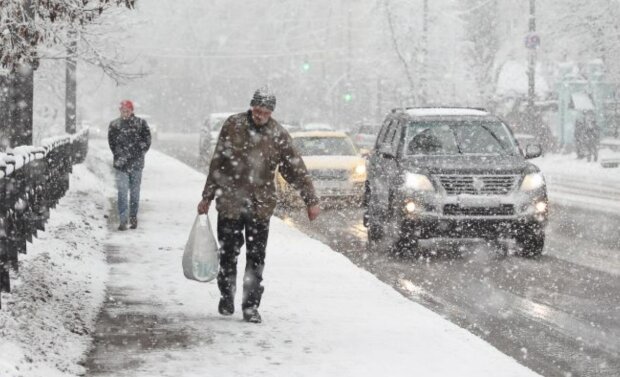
154, 134, 620, 377
276, 205, 620, 377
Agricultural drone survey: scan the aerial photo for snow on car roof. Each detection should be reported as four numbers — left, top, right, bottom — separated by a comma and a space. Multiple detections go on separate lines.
291, 131, 349, 138
405, 108, 489, 117
209, 112, 236, 120
302, 122, 335, 131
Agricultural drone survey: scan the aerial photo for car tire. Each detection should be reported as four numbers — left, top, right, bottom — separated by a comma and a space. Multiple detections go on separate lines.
516, 227, 545, 257
389, 227, 420, 257
365, 210, 387, 254
367, 222, 383, 241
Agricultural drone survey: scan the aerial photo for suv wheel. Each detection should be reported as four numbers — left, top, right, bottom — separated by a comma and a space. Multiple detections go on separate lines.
367, 222, 383, 241
366, 219, 384, 254
390, 227, 420, 257
516, 227, 545, 257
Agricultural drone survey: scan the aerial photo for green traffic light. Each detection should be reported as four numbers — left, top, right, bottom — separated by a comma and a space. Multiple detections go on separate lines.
302, 62, 310, 72
343, 93, 353, 102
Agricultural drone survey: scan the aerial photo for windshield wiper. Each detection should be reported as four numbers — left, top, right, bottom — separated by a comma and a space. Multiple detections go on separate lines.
480, 125, 509, 155
450, 127, 463, 154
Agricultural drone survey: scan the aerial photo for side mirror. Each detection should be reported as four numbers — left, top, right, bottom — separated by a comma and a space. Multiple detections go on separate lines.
524, 144, 542, 159
359, 148, 371, 158
378, 145, 395, 159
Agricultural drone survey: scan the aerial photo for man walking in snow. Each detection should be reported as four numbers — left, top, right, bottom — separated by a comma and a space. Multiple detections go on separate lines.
197, 88, 320, 323
108, 100, 151, 231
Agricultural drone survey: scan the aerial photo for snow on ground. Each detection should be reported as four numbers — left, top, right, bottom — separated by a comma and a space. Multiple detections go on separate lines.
1, 140, 541, 376
534, 147, 620, 213
0, 164, 109, 377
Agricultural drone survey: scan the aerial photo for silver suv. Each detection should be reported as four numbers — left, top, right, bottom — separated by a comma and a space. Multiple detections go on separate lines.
364, 107, 548, 256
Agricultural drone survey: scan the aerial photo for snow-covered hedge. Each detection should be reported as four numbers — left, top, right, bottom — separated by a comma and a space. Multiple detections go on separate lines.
0, 129, 89, 308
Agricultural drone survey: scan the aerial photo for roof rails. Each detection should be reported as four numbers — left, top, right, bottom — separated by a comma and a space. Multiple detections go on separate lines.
391, 106, 488, 113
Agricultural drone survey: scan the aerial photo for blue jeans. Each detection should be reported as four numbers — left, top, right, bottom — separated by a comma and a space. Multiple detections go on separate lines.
115, 169, 143, 224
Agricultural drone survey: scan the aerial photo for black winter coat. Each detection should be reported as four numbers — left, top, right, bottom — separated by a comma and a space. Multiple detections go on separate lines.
108, 115, 151, 172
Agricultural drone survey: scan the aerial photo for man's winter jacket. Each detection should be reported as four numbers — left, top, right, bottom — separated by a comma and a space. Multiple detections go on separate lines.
108, 115, 151, 172
202, 111, 318, 220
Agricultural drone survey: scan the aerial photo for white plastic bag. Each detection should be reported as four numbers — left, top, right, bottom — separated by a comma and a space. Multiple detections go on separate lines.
182, 214, 219, 282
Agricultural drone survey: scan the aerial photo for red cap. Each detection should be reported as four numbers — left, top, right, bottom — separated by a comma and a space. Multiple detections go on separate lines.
120, 100, 134, 111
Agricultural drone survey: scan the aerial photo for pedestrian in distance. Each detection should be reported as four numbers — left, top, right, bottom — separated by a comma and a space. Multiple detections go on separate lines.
197, 88, 320, 323
583, 110, 600, 162
574, 112, 587, 159
108, 100, 152, 231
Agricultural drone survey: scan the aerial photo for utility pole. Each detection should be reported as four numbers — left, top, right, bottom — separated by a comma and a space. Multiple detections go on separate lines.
346, 8, 352, 80
420, 0, 429, 105
527, 0, 537, 130
65, 29, 78, 134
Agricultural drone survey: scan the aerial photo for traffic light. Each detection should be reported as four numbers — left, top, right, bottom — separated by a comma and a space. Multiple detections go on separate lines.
343, 92, 353, 102
302, 61, 310, 72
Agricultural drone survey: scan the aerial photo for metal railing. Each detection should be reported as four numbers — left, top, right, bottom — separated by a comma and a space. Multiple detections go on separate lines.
0, 129, 88, 308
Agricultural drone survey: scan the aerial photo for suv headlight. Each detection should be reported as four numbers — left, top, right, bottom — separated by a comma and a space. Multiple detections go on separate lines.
520, 172, 545, 191
404, 173, 434, 191
354, 164, 366, 175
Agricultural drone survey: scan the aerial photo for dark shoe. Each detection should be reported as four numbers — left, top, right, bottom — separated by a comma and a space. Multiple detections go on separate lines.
242, 307, 262, 323
118, 223, 128, 231
130, 217, 138, 229
218, 297, 234, 316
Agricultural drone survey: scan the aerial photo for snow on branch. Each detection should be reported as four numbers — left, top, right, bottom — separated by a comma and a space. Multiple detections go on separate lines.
0, 0, 135, 72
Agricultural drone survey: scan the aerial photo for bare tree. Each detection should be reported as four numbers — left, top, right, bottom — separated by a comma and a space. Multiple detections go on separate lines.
545, 0, 620, 82
0, 0, 136, 147
383, 0, 419, 105
461, 0, 500, 105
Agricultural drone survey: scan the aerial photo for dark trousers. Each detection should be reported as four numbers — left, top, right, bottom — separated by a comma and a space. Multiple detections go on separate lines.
217, 213, 270, 310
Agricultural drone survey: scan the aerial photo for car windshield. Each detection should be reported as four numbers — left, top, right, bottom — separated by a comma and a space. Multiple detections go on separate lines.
405, 120, 518, 156
293, 137, 358, 156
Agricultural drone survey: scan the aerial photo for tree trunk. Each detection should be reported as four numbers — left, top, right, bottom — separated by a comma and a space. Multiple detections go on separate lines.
9, 64, 34, 147
0, 74, 10, 151
65, 31, 78, 134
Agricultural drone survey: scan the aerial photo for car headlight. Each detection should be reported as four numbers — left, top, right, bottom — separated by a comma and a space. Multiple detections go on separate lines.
404, 173, 434, 191
520, 172, 545, 191
354, 164, 366, 175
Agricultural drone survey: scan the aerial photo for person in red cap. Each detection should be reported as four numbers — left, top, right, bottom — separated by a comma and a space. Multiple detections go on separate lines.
108, 100, 151, 230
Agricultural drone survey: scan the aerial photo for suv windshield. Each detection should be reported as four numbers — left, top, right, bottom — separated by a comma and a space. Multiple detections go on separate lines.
293, 137, 358, 156
405, 120, 517, 156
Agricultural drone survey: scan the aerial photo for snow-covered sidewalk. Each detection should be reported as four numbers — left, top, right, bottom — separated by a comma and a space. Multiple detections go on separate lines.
2, 141, 540, 377
535, 147, 620, 214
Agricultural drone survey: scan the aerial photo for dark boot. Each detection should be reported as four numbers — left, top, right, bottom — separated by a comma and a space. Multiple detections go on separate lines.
130, 217, 138, 229
118, 223, 128, 231
218, 296, 234, 316
242, 307, 262, 323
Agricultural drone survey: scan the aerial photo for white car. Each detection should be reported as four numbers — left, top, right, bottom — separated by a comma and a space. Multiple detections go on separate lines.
198, 112, 236, 170
277, 131, 367, 206
302, 122, 335, 132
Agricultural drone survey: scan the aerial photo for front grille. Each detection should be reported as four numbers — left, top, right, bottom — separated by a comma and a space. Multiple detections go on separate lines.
443, 204, 515, 216
437, 175, 517, 195
308, 169, 349, 181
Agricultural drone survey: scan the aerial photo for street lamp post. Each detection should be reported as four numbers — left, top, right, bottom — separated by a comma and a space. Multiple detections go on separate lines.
527, 0, 537, 131
420, 0, 429, 105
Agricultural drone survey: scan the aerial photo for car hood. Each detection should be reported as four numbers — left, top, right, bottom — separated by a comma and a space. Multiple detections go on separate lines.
401, 154, 534, 175
302, 155, 365, 170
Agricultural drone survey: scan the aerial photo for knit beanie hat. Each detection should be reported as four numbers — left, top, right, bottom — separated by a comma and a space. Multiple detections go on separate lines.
249, 87, 276, 111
